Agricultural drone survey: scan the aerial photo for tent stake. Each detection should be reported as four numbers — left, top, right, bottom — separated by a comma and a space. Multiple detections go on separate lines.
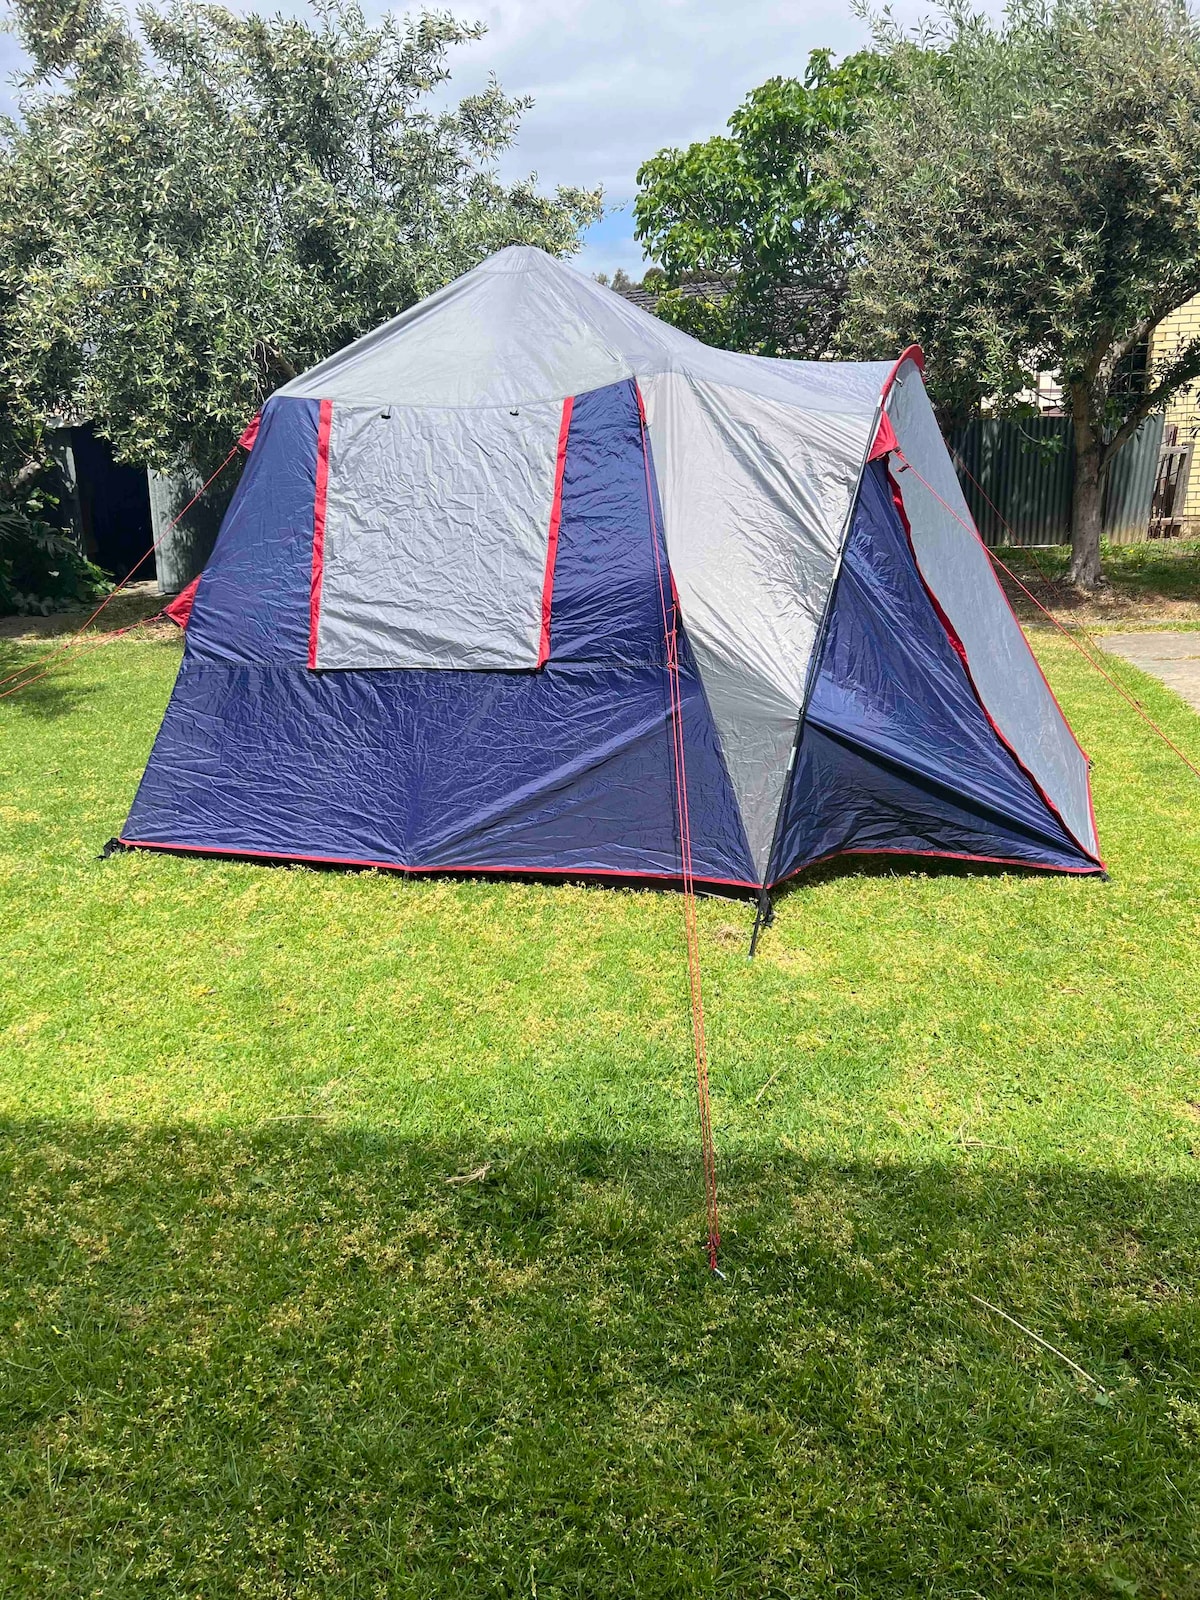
748, 888, 774, 957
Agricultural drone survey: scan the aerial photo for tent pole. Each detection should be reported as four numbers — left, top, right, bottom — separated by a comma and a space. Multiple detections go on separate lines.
748, 887, 774, 957
744, 437, 872, 959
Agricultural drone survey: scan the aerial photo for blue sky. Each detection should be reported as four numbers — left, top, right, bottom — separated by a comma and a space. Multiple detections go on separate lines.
0, 0, 942, 277
441, 0, 906, 277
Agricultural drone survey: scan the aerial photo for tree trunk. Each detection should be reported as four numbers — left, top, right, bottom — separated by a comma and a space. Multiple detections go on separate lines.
1068, 388, 1104, 592
265, 344, 298, 383
0, 454, 46, 502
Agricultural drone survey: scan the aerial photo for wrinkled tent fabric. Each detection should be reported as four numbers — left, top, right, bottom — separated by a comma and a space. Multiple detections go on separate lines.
123, 247, 1102, 886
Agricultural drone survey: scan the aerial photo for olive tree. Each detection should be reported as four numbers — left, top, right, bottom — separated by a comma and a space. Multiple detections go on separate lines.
0, 0, 601, 473
840, 0, 1200, 589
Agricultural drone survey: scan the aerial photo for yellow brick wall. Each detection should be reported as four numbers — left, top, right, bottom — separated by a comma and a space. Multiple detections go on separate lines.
1151, 297, 1200, 525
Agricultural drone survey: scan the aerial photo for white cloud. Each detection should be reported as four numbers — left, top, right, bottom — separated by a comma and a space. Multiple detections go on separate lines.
0, 0, 956, 272
415, 0, 957, 272
454, 2, 881, 191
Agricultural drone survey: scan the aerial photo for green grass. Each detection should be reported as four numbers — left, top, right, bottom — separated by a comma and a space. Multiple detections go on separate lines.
3, 628, 1200, 1597
996, 538, 1200, 620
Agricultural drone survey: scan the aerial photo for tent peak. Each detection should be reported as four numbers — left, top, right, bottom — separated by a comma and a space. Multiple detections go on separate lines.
275, 244, 896, 415
475, 244, 570, 274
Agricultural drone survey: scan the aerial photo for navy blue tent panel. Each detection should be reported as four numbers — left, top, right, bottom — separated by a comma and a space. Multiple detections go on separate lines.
550, 380, 669, 664
122, 251, 1103, 894
123, 380, 756, 886
768, 461, 1100, 883
185, 395, 319, 666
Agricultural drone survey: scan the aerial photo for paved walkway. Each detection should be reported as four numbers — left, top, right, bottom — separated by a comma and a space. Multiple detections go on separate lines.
1098, 632, 1200, 714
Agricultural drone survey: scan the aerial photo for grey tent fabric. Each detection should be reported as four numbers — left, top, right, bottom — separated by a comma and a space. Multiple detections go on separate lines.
643, 372, 874, 872
886, 357, 1099, 857
281, 247, 888, 870
277, 247, 1095, 875
127, 243, 1105, 898
278, 247, 893, 416
315, 399, 563, 671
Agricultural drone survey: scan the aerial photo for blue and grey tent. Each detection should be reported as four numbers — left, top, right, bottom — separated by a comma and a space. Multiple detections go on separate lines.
123, 246, 1103, 893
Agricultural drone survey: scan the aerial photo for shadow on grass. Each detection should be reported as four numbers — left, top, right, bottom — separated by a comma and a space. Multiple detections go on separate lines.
995, 539, 1200, 615
2, 1121, 1197, 1597
114, 842, 1076, 919
0, 640, 98, 720
119, 838, 762, 904
775, 850, 1099, 904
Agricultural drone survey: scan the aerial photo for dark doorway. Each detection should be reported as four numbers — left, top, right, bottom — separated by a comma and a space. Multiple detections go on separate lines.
71, 426, 154, 584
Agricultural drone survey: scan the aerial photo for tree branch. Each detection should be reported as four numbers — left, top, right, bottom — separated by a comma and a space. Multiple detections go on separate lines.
1095, 313, 1156, 391
1097, 279, 1200, 404
0, 454, 47, 501
1100, 345, 1200, 466
262, 343, 298, 383
1082, 320, 1116, 384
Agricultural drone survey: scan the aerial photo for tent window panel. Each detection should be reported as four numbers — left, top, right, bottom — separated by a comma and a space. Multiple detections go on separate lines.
313, 400, 564, 671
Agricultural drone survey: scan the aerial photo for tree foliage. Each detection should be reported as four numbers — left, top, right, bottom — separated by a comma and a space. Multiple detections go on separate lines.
0, 0, 601, 471
632, 50, 885, 358
839, 0, 1200, 586
0, 495, 109, 614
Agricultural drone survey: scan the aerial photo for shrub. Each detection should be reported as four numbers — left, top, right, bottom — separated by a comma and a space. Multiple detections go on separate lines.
0, 500, 111, 616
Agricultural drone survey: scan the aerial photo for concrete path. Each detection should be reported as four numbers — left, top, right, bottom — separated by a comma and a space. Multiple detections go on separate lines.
1097, 632, 1200, 714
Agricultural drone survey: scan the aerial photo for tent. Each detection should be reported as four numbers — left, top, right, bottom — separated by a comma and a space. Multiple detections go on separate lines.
122, 246, 1103, 901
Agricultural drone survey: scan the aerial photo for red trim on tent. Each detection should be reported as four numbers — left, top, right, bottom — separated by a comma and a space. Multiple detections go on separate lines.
770, 842, 1103, 889
164, 574, 201, 629
537, 395, 574, 668
307, 398, 333, 671
117, 836, 760, 890
118, 836, 1099, 888
887, 463, 1102, 866
876, 354, 1095, 792
238, 413, 261, 452
875, 351, 1100, 861
868, 410, 900, 461
880, 344, 925, 402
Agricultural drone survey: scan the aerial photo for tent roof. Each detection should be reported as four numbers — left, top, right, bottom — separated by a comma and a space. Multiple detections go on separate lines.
277, 246, 893, 415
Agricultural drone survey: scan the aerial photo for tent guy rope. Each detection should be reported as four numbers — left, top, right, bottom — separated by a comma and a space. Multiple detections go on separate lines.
894, 450, 1200, 786
953, 460, 1077, 607
0, 439, 243, 701
0, 617, 156, 702
638, 391, 721, 1277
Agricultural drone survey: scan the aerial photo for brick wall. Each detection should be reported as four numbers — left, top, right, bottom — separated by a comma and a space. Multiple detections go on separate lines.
1151, 297, 1200, 528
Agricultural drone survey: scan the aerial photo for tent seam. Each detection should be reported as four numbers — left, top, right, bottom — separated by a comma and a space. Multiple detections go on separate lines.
761, 384, 892, 889
306, 398, 333, 671
774, 843, 1104, 887
885, 460, 1100, 865
117, 838, 760, 889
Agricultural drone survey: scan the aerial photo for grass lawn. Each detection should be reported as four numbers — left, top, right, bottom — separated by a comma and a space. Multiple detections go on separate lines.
2, 622, 1200, 1597
995, 538, 1200, 628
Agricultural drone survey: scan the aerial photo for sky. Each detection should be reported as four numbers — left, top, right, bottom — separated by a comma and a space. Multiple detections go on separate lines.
438, 0, 908, 278
0, 0, 944, 278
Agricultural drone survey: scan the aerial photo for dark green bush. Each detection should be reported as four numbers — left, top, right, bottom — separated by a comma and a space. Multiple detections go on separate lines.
0, 500, 111, 616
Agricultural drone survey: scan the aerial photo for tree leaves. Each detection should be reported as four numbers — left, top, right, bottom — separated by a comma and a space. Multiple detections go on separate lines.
839, 0, 1200, 436
632, 51, 887, 359
0, 0, 601, 472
